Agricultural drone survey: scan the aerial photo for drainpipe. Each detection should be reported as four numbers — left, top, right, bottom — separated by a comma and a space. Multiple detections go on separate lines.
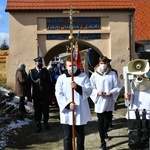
129, 12, 133, 61
36, 37, 40, 57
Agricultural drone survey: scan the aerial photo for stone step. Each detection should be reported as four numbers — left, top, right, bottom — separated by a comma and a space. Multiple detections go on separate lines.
4, 105, 15, 114
0, 103, 15, 114
0, 100, 6, 109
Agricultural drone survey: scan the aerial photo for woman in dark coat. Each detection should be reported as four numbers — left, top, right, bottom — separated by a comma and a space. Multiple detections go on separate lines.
15, 63, 28, 113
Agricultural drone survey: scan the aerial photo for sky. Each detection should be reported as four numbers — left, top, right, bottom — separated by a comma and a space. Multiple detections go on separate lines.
0, 0, 9, 46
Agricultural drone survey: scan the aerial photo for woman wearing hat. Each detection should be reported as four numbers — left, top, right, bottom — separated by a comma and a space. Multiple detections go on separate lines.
15, 63, 28, 113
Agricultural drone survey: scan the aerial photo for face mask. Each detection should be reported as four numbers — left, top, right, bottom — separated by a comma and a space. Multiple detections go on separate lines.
67, 66, 77, 75
38, 64, 43, 69
99, 64, 107, 71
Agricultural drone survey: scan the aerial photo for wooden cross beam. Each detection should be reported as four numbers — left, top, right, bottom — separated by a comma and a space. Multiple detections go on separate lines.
63, 5, 79, 42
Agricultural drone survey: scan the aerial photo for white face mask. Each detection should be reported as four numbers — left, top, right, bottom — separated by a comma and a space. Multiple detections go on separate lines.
67, 66, 78, 74
99, 64, 107, 71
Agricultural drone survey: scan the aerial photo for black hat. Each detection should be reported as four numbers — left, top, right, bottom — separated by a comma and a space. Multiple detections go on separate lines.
99, 56, 111, 63
33, 57, 42, 62
107, 58, 111, 63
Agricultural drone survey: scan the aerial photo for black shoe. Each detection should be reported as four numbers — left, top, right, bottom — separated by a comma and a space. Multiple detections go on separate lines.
44, 122, 50, 130
108, 124, 113, 131
36, 127, 41, 133
105, 133, 111, 141
99, 142, 106, 150
36, 122, 41, 133
19, 107, 30, 114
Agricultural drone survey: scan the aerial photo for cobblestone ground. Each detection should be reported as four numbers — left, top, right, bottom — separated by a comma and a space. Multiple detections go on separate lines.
4, 102, 130, 150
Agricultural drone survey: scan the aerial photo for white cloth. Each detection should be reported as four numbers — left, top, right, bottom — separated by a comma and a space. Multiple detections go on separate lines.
55, 72, 92, 125
90, 71, 122, 113
125, 88, 150, 119
25, 101, 34, 115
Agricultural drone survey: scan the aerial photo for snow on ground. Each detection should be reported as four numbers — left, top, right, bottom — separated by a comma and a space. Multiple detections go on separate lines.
0, 117, 32, 149
0, 87, 32, 150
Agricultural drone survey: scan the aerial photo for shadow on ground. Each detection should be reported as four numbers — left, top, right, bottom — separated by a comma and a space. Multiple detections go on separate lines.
4, 102, 130, 150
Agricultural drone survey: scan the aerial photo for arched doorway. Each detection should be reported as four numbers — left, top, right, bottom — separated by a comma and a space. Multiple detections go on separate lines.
44, 40, 102, 74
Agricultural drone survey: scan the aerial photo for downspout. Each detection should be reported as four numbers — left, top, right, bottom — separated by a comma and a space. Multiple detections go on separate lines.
36, 37, 40, 57
129, 12, 133, 61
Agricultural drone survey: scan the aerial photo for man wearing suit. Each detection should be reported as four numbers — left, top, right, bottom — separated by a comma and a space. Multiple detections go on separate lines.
27, 57, 52, 133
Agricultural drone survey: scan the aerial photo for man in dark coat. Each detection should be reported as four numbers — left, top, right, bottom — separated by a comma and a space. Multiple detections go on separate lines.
27, 57, 52, 133
15, 63, 28, 113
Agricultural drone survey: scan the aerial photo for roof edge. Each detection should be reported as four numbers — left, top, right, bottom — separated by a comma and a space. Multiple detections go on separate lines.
5, 8, 135, 12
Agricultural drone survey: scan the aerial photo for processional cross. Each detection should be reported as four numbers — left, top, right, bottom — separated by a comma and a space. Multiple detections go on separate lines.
63, 5, 79, 150
63, 5, 79, 43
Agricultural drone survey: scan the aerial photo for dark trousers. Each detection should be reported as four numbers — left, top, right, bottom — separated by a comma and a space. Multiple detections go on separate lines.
97, 111, 112, 143
63, 124, 85, 150
19, 96, 25, 111
33, 99, 49, 125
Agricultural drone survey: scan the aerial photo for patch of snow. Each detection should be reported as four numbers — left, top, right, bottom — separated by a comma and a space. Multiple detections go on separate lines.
0, 118, 31, 149
7, 118, 31, 129
6, 96, 19, 106
0, 87, 12, 97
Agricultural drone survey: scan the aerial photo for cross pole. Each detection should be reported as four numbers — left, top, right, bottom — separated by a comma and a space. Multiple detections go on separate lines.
63, 5, 79, 150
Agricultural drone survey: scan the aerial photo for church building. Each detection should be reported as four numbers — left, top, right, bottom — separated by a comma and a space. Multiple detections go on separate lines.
5, 0, 138, 90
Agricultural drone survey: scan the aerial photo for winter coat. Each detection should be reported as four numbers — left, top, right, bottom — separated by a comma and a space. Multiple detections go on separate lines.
15, 69, 28, 97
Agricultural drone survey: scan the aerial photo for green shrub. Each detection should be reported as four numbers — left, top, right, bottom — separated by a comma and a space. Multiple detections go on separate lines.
0, 74, 6, 87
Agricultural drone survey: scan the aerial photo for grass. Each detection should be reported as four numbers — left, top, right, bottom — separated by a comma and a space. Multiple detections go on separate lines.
117, 97, 125, 103
0, 75, 6, 87
0, 61, 6, 87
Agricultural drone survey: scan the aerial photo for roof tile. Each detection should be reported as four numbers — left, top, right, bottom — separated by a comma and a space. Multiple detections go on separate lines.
5, 0, 150, 40
6, 0, 134, 10
133, 1, 150, 40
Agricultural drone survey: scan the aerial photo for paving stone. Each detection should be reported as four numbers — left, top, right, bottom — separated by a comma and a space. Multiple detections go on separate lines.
4, 103, 132, 150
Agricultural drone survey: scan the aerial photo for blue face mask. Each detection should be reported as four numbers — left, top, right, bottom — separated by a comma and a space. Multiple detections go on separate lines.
67, 66, 77, 75
146, 71, 150, 79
